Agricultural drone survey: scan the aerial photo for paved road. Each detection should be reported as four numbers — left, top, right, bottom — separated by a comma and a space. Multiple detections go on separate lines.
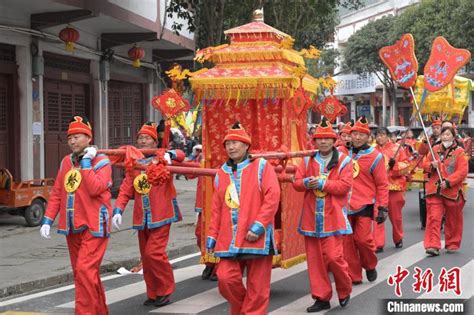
0, 189, 472, 314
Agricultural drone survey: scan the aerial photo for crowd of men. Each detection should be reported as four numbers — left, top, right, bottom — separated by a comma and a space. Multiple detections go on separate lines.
38, 114, 469, 314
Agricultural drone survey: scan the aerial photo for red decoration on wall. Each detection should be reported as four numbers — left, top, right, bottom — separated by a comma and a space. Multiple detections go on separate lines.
379, 33, 418, 88
128, 44, 145, 68
59, 26, 80, 52
423, 36, 471, 92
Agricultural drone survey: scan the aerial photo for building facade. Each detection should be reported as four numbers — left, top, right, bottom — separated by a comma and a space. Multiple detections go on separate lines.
0, 0, 194, 183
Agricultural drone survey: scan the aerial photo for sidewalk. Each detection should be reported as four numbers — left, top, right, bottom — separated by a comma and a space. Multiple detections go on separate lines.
0, 178, 201, 299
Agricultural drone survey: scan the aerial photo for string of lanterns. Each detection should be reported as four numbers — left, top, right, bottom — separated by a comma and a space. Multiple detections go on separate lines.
58, 25, 145, 68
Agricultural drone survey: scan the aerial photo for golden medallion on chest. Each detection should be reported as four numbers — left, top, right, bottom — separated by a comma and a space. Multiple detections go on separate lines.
225, 183, 240, 209
353, 160, 360, 179
64, 169, 82, 193
133, 173, 151, 194
313, 174, 328, 198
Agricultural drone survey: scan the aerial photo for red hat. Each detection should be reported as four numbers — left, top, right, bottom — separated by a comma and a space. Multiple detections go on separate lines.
138, 122, 158, 141
351, 116, 370, 135
340, 120, 354, 135
223, 122, 252, 146
431, 119, 442, 127
67, 115, 92, 138
313, 118, 337, 139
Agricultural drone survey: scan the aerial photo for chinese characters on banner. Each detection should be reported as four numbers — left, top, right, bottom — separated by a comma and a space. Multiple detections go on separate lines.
387, 265, 461, 297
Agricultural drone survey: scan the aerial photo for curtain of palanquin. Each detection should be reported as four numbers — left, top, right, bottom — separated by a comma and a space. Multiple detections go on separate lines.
200, 98, 306, 267
202, 99, 284, 168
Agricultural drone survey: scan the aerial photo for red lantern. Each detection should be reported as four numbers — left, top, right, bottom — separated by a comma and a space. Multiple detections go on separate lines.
59, 26, 80, 52
128, 44, 145, 68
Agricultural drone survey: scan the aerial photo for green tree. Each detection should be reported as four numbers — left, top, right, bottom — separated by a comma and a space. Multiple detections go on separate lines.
167, 0, 364, 49
390, 0, 474, 71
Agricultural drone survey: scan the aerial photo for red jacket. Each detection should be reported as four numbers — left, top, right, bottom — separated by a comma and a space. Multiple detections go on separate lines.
114, 150, 185, 230
422, 144, 468, 200
206, 158, 280, 257
42, 154, 112, 237
348, 146, 389, 215
376, 142, 410, 191
293, 149, 353, 237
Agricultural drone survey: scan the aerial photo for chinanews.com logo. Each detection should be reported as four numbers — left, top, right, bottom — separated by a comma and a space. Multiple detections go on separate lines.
383, 299, 466, 314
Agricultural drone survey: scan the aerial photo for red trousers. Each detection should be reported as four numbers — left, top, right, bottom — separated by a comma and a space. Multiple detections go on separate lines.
305, 236, 352, 301
66, 230, 109, 315
373, 191, 405, 248
343, 216, 378, 283
138, 224, 175, 299
217, 256, 273, 315
424, 196, 465, 250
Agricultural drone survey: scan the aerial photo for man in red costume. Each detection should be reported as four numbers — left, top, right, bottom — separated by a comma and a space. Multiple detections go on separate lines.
40, 115, 112, 315
343, 116, 389, 284
112, 122, 185, 307
335, 120, 352, 150
336, 121, 353, 156
206, 122, 280, 315
294, 118, 353, 312
373, 127, 410, 252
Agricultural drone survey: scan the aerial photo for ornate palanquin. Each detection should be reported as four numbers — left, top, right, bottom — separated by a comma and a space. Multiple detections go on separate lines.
189, 11, 321, 268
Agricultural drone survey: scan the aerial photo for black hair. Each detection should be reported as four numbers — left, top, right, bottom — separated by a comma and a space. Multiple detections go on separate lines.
440, 126, 456, 137
375, 127, 390, 136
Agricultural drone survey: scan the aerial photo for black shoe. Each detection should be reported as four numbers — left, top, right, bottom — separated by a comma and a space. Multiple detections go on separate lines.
366, 269, 377, 282
154, 295, 171, 307
306, 300, 330, 313
426, 248, 439, 256
143, 298, 155, 306
209, 273, 218, 281
352, 281, 362, 285
201, 265, 213, 280
339, 295, 350, 307
375, 247, 384, 253
395, 240, 403, 248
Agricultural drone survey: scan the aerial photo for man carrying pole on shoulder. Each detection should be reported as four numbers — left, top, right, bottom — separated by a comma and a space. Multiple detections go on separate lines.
112, 122, 185, 307
206, 122, 280, 315
294, 118, 353, 312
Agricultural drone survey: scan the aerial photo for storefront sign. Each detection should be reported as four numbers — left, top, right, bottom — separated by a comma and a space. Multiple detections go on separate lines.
334, 73, 379, 95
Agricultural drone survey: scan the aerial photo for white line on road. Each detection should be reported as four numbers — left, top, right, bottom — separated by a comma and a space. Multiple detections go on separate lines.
270, 241, 429, 314
0, 252, 201, 308
56, 263, 204, 308
151, 261, 309, 313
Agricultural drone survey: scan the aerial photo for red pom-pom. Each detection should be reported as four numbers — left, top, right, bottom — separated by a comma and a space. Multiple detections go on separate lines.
146, 161, 171, 186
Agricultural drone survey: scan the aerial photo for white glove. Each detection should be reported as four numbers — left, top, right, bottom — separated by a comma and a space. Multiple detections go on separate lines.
40, 224, 51, 239
112, 213, 122, 230
164, 153, 172, 165
83, 146, 97, 160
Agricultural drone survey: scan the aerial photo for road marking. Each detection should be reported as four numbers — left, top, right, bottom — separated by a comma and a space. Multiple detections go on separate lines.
0, 252, 201, 308
151, 262, 309, 313
270, 241, 429, 314
56, 264, 203, 308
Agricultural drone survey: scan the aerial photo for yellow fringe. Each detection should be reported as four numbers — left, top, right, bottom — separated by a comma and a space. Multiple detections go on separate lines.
200, 253, 221, 264
272, 255, 282, 266
280, 254, 307, 269
210, 50, 305, 66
